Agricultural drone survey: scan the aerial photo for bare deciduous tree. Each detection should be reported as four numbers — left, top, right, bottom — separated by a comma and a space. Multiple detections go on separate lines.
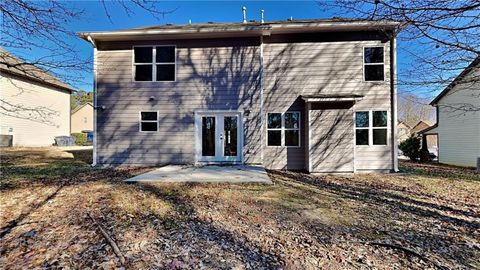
0, 0, 174, 122
398, 93, 436, 126
0, 0, 174, 84
318, 0, 480, 111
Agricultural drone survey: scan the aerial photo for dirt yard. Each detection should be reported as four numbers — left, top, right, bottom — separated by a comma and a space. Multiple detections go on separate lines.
0, 148, 479, 269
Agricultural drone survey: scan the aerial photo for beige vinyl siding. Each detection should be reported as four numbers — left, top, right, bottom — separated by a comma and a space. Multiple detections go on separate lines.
0, 73, 71, 146
71, 104, 94, 133
95, 38, 262, 166
263, 36, 392, 171
397, 122, 411, 142
309, 108, 354, 172
436, 69, 480, 167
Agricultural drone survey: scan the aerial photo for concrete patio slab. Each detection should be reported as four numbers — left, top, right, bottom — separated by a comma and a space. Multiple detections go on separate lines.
125, 165, 272, 184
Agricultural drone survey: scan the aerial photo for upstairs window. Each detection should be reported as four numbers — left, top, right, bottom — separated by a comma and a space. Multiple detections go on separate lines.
134, 46, 175, 82
355, 110, 388, 145
364, 47, 384, 81
139, 111, 158, 132
267, 112, 300, 147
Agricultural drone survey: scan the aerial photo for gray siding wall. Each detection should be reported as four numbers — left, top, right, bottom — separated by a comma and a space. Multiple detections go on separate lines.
262, 33, 393, 170
96, 38, 262, 165
95, 32, 395, 171
309, 105, 354, 172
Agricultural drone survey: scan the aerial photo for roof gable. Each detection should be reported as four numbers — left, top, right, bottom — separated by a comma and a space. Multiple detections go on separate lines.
430, 56, 480, 105
411, 120, 432, 133
71, 102, 93, 114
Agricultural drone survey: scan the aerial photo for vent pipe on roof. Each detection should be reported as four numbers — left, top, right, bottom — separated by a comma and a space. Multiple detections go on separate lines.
261, 9, 264, 23
242, 6, 247, 23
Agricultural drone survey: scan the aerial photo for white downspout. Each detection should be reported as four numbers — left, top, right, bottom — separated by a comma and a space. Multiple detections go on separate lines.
260, 35, 264, 164
391, 36, 399, 172
87, 35, 98, 167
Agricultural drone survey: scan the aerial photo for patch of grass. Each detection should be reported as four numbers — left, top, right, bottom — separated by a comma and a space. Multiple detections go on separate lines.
1, 161, 90, 180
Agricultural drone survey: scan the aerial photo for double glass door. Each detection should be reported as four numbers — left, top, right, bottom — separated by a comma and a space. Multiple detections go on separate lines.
196, 112, 242, 162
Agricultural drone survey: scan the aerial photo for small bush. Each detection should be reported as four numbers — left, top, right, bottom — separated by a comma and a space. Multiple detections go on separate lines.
399, 135, 421, 161
71, 133, 88, 146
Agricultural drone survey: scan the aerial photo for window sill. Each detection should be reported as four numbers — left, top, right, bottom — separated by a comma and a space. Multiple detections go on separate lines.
266, 145, 301, 148
355, 145, 389, 147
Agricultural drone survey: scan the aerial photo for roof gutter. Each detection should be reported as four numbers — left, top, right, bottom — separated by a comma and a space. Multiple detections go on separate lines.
87, 35, 97, 48
77, 21, 401, 42
79, 26, 271, 41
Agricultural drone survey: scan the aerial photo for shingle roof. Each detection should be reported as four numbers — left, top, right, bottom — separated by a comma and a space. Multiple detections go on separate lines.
118, 18, 399, 31
0, 48, 75, 92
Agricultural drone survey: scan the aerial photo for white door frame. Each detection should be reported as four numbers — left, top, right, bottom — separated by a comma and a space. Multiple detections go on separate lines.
194, 110, 244, 164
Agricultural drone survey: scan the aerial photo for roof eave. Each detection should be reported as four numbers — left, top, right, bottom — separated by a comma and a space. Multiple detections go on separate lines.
270, 21, 401, 33
0, 68, 75, 93
78, 26, 271, 42
430, 56, 480, 105
419, 124, 438, 134
78, 21, 402, 43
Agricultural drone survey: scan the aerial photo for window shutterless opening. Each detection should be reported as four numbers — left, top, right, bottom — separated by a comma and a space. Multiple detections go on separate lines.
355, 110, 388, 146
372, 111, 387, 145
364, 47, 385, 81
267, 112, 300, 147
139, 111, 159, 132
133, 46, 176, 82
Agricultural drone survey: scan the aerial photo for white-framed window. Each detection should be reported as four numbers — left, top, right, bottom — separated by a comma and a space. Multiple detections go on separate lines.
363, 47, 384, 81
267, 112, 300, 147
355, 110, 388, 146
139, 111, 158, 132
133, 46, 176, 82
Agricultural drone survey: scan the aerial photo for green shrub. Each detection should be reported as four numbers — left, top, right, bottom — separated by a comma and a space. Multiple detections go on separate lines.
71, 133, 88, 146
399, 135, 421, 161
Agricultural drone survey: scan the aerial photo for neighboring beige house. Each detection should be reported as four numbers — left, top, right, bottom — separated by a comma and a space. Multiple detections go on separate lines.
71, 102, 94, 133
79, 19, 402, 173
0, 48, 74, 146
411, 120, 438, 150
411, 120, 432, 134
397, 121, 411, 142
422, 56, 480, 168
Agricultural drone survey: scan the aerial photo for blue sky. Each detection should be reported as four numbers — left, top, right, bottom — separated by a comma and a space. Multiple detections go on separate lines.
32, 1, 421, 94
63, 1, 347, 91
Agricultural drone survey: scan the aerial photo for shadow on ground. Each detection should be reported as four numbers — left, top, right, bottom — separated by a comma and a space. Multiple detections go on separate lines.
0, 149, 479, 269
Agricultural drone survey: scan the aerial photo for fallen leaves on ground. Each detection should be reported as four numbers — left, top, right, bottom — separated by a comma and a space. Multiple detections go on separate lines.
0, 148, 479, 269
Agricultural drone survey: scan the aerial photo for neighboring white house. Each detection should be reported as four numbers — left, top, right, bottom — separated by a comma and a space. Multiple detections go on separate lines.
422, 56, 480, 168
0, 48, 74, 146
71, 102, 94, 133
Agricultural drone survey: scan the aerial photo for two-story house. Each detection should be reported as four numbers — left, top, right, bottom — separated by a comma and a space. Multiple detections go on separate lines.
79, 18, 401, 173
0, 48, 73, 146
421, 56, 480, 168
